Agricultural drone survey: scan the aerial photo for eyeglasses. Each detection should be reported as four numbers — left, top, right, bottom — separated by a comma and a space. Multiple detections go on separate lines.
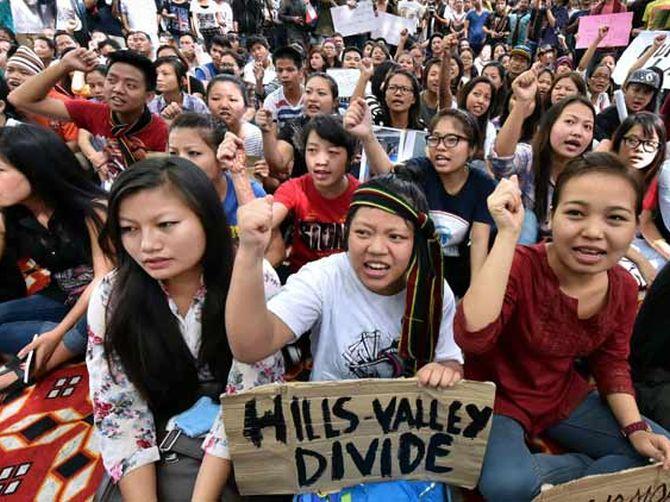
426, 133, 469, 149
623, 136, 660, 153
386, 84, 413, 95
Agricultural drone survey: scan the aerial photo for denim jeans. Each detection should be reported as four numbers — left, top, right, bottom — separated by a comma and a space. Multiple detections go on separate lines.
479, 392, 670, 501
0, 294, 88, 355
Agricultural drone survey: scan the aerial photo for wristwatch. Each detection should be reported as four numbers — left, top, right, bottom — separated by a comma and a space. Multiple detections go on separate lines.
621, 420, 651, 438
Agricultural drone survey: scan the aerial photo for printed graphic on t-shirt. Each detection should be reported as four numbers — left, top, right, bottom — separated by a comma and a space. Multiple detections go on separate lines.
298, 221, 346, 252
196, 12, 218, 29
342, 331, 403, 378
430, 210, 469, 257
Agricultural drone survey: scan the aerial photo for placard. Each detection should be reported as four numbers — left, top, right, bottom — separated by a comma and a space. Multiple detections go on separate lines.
371, 12, 418, 45
612, 31, 670, 89
576, 12, 633, 49
331, 1, 376, 37
222, 379, 496, 495
358, 126, 427, 182
327, 68, 361, 98
533, 463, 670, 501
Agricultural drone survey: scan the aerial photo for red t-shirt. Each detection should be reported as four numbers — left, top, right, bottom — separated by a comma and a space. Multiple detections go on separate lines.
643, 177, 658, 212
65, 99, 168, 171
274, 174, 360, 272
454, 244, 638, 435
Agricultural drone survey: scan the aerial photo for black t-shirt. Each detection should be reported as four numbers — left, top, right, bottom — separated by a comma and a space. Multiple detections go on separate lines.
5, 207, 92, 303
398, 157, 496, 296
631, 261, 670, 379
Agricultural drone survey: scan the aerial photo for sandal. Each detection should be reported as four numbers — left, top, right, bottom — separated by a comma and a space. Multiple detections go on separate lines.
0, 355, 32, 403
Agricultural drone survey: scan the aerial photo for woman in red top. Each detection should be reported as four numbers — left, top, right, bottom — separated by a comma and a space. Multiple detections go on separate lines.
455, 152, 670, 501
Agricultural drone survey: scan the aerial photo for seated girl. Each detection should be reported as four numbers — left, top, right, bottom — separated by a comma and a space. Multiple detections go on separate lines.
256, 72, 340, 182
608, 113, 668, 284
149, 56, 209, 121
167, 112, 266, 239
492, 70, 595, 243
0, 124, 110, 397
456, 152, 670, 501
344, 98, 496, 298
87, 158, 284, 500
226, 174, 463, 497
235, 114, 359, 273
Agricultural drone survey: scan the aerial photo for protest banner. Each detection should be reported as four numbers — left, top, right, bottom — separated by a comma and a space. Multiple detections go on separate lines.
331, 1, 376, 37
576, 12, 633, 49
533, 463, 670, 501
371, 12, 418, 45
327, 69, 361, 98
612, 31, 670, 89
222, 378, 496, 495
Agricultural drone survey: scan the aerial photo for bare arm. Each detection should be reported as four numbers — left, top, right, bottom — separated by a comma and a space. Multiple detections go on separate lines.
9, 48, 98, 120
439, 43, 454, 111
256, 109, 294, 175
640, 209, 670, 260
606, 393, 670, 469
461, 177, 524, 331
119, 464, 158, 502
469, 222, 491, 282
627, 34, 667, 78
265, 228, 287, 267
191, 456, 231, 502
352, 58, 373, 101
226, 198, 296, 363
343, 97, 393, 174
494, 70, 537, 157
578, 25, 609, 72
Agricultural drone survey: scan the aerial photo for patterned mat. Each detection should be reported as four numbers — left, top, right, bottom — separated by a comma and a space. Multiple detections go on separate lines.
0, 362, 104, 500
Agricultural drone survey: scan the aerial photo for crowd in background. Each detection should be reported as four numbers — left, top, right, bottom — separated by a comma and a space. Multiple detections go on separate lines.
0, 0, 670, 500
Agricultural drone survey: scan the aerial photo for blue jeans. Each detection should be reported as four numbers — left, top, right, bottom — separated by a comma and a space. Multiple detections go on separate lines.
479, 392, 670, 501
0, 294, 88, 355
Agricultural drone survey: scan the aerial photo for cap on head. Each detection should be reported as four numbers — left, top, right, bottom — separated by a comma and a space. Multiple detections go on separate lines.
626, 69, 661, 91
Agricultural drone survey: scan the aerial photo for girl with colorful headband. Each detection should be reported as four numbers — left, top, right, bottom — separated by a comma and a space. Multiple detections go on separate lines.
226, 175, 463, 496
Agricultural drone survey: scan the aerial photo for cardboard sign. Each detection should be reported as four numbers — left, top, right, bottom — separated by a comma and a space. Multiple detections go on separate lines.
327, 69, 361, 98
576, 12, 633, 49
534, 463, 670, 501
222, 379, 496, 495
612, 31, 670, 89
331, 1, 377, 37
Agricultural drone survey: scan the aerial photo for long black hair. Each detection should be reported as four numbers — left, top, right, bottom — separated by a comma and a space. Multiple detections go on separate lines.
100, 157, 235, 417
457, 76, 496, 157
531, 95, 595, 225
0, 124, 106, 233
377, 68, 424, 130
498, 88, 543, 144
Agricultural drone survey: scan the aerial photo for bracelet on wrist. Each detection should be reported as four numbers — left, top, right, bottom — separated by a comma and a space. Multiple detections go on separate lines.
621, 420, 650, 438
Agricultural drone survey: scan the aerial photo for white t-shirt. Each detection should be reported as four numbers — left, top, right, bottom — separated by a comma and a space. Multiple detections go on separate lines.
263, 86, 304, 129
243, 59, 277, 87
268, 253, 463, 382
120, 0, 159, 37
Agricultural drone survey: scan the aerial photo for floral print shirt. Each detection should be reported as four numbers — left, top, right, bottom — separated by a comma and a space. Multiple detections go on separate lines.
86, 262, 284, 482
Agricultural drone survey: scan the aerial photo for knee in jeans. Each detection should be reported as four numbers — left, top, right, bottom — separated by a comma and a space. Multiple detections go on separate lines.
479, 466, 539, 501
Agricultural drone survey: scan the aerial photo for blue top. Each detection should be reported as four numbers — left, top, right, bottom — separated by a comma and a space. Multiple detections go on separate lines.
466, 9, 491, 46
222, 172, 266, 229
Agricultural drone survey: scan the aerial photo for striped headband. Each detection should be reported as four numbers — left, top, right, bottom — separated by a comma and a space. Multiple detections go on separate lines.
7, 46, 45, 76
350, 186, 444, 371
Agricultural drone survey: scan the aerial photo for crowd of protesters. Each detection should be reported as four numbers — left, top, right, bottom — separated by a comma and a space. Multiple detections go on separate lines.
0, 0, 670, 500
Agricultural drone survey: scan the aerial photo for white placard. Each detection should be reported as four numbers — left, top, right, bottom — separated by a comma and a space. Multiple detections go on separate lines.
371, 12, 417, 45
331, 1, 376, 37
612, 31, 670, 89
326, 69, 361, 98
